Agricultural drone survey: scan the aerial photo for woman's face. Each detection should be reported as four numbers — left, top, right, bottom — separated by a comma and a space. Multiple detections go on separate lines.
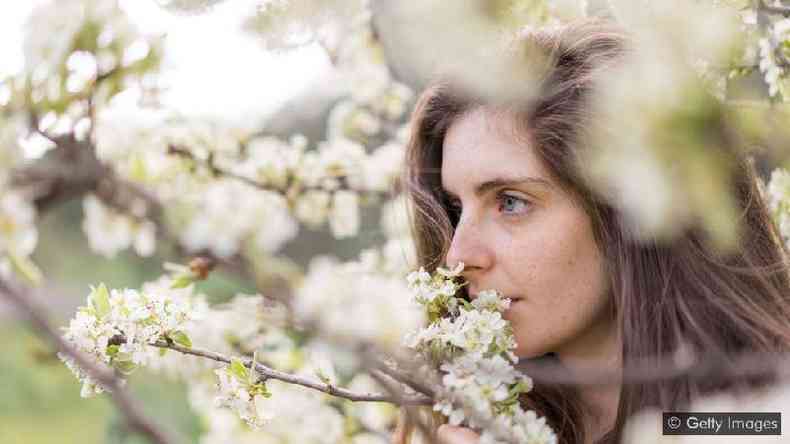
441, 107, 613, 360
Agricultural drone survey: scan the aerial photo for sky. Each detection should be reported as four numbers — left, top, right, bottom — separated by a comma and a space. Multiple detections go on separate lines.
0, 0, 330, 125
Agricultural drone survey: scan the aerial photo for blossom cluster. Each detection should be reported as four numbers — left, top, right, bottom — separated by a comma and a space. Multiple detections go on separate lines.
404, 263, 557, 444
58, 272, 287, 430
58, 276, 201, 397
294, 248, 423, 350
213, 356, 273, 429
88, 104, 410, 258
5, 0, 164, 134
0, 190, 38, 280
765, 167, 790, 246
58, 267, 400, 441
757, 17, 790, 99
178, 178, 299, 258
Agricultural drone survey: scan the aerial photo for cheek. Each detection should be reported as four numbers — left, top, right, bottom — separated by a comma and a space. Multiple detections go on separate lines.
501, 210, 609, 357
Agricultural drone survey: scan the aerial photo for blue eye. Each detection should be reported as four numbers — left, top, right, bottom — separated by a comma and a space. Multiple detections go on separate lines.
497, 193, 530, 215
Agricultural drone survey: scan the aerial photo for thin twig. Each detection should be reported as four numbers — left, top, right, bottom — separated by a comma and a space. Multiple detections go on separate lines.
371, 355, 436, 399
151, 340, 431, 405
368, 368, 443, 444
515, 350, 790, 386
0, 278, 176, 444
166, 144, 392, 199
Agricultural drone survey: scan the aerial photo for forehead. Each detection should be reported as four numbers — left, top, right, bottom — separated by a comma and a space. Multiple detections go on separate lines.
441, 107, 550, 192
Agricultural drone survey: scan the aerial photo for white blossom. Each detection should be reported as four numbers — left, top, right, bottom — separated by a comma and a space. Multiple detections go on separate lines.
0, 115, 24, 187
329, 189, 360, 238
546, 0, 588, 22
351, 434, 389, 444
361, 141, 405, 193
214, 361, 273, 430
243, 0, 369, 53
233, 136, 304, 189
335, 26, 392, 104
294, 189, 332, 228
300, 137, 367, 189
0, 190, 38, 260
295, 255, 425, 349
180, 179, 298, 258
327, 99, 381, 141
472, 290, 512, 313
154, 0, 226, 14
93, 102, 178, 184
372, 82, 414, 120
82, 194, 156, 258
759, 37, 785, 98
0, 189, 38, 280
23, 0, 162, 110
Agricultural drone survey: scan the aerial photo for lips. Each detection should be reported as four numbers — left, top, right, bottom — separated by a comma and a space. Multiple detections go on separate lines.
469, 292, 521, 302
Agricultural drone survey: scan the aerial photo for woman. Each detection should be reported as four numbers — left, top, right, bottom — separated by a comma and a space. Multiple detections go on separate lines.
394, 18, 790, 444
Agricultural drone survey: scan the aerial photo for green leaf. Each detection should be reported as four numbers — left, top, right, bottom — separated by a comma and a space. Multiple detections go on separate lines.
168, 330, 192, 348
8, 251, 43, 286
158, 347, 168, 357
114, 360, 138, 375
251, 382, 271, 398
114, 351, 133, 363
91, 284, 111, 318
170, 273, 194, 289
129, 152, 147, 182
507, 380, 530, 399
500, 380, 527, 405
230, 358, 249, 381
106, 344, 120, 358
316, 371, 332, 385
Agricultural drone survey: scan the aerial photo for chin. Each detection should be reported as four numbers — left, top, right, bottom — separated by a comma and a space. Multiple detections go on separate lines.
513, 345, 551, 360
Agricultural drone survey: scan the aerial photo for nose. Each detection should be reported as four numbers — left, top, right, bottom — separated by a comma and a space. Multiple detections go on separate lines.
445, 215, 493, 276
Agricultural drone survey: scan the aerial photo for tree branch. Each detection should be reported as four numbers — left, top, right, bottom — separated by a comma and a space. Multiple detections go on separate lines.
0, 278, 177, 444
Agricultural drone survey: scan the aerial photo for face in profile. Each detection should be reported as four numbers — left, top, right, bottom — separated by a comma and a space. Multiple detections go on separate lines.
441, 107, 614, 362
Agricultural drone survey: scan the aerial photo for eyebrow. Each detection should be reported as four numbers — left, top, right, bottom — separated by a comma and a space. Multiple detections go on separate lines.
441, 176, 553, 199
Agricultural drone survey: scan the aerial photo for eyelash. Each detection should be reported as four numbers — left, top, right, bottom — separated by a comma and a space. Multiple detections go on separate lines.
447, 191, 531, 218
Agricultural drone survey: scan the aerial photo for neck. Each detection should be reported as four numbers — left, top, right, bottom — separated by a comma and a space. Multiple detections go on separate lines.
554, 314, 622, 444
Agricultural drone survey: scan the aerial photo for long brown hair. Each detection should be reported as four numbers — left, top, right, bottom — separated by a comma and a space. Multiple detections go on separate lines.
397, 18, 790, 444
